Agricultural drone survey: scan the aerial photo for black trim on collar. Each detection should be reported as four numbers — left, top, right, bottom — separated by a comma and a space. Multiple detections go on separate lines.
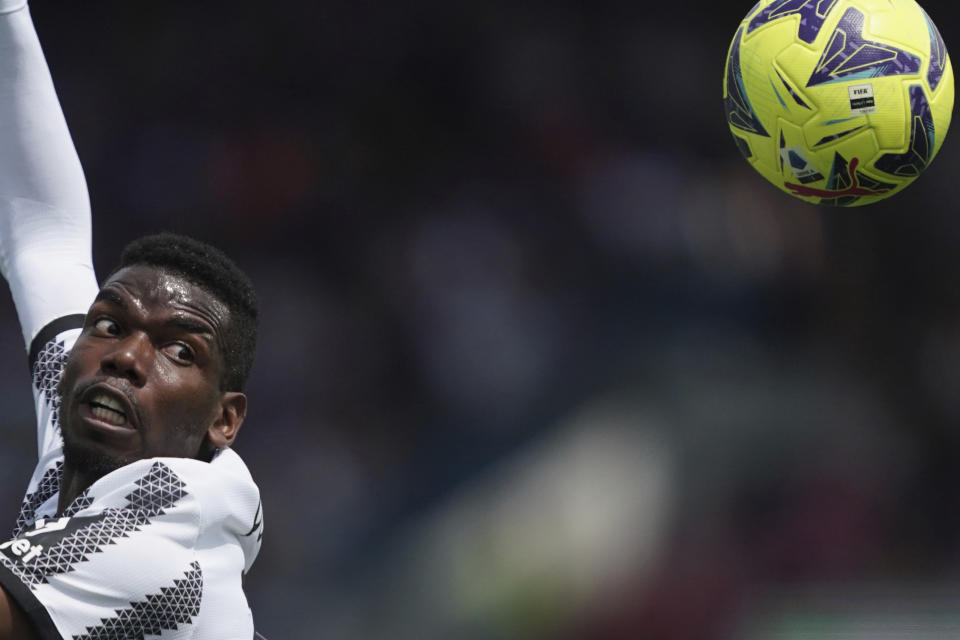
28, 315, 86, 370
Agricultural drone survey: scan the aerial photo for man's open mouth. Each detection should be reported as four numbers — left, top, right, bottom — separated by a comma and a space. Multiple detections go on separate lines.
88, 392, 129, 427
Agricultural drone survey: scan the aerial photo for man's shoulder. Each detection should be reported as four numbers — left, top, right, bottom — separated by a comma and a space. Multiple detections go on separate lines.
129, 451, 263, 569
155, 448, 260, 508
86, 451, 259, 515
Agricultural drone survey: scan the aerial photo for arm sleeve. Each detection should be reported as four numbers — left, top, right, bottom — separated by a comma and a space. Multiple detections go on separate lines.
0, 1, 98, 350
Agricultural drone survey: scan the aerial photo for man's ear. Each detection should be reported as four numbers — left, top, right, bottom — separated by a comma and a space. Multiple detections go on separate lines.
206, 392, 247, 449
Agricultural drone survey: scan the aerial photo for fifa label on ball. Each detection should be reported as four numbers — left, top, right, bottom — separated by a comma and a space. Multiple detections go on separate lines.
847, 84, 877, 115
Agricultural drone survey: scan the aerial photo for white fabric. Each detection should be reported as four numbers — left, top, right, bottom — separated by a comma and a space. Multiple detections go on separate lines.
0, 1, 26, 15
0, 3, 97, 348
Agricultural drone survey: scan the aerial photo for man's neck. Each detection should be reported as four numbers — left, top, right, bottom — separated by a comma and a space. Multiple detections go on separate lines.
56, 463, 93, 516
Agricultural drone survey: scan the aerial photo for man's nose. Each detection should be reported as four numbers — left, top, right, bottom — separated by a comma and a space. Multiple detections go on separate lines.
100, 332, 150, 386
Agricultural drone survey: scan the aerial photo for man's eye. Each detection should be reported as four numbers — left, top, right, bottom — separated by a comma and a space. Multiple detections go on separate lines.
163, 343, 196, 365
93, 318, 120, 335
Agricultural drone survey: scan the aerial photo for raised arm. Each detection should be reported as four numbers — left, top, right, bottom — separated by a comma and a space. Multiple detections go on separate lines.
0, 0, 97, 351
0, 4, 95, 636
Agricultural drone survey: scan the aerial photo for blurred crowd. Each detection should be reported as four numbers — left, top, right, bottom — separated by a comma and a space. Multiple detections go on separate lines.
1, 1, 960, 638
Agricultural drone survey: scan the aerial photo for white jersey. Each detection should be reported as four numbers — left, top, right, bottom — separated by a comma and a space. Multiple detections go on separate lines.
0, 320, 264, 640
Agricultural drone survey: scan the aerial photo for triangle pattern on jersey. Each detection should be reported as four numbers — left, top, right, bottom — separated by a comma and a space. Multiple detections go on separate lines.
1, 462, 189, 587
72, 561, 203, 640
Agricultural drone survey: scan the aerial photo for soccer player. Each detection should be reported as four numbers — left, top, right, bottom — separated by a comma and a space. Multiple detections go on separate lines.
0, 2, 264, 638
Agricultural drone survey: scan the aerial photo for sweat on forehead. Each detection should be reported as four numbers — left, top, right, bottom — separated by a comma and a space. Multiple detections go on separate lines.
100, 266, 229, 317
104, 265, 224, 304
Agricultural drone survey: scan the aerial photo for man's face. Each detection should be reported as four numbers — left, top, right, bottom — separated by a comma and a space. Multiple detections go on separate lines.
57, 265, 244, 478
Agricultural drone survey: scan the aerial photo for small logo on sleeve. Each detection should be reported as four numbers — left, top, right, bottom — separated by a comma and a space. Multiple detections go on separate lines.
243, 501, 264, 543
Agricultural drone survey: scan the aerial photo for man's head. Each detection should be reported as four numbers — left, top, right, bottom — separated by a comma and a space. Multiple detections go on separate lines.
112, 233, 259, 392
56, 233, 259, 480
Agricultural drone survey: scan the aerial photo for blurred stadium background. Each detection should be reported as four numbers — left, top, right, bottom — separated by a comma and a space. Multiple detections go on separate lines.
2, 1, 960, 638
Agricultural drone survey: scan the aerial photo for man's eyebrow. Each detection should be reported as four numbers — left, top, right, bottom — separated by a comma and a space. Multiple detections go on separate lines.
94, 288, 126, 309
167, 318, 216, 341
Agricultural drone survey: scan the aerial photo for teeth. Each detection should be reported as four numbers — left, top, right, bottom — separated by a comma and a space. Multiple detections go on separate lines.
90, 392, 125, 413
91, 405, 126, 425
89, 392, 128, 426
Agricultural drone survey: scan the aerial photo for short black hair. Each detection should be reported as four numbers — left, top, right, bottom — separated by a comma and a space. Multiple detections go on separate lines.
109, 232, 258, 391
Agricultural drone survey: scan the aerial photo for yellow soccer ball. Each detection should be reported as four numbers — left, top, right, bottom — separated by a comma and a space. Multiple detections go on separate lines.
723, 0, 954, 206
